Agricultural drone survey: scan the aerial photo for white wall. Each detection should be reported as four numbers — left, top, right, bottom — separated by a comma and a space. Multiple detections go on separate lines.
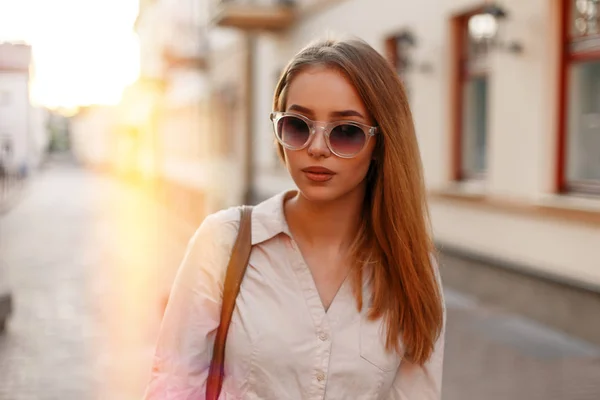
0, 72, 30, 172
486, 0, 555, 201
430, 202, 600, 286
248, 0, 600, 288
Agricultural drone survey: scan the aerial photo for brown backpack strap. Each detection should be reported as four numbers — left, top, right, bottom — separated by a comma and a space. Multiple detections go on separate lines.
206, 206, 253, 400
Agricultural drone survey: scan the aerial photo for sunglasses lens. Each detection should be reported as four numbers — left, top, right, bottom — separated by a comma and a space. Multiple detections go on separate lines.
277, 116, 310, 149
329, 124, 366, 156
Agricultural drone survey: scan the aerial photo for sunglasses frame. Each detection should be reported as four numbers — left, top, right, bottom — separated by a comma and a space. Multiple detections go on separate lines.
269, 111, 378, 158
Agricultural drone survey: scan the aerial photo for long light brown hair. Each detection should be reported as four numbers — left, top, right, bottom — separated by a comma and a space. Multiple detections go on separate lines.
272, 37, 443, 365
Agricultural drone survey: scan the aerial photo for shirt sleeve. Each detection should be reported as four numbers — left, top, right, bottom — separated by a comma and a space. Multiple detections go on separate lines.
143, 210, 239, 400
388, 256, 446, 400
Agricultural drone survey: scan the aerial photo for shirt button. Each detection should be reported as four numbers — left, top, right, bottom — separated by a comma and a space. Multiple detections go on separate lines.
319, 332, 329, 341
316, 371, 326, 382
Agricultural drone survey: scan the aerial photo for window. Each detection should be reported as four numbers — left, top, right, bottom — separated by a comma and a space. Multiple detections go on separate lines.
558, 0, 600, 194
384, 31, 414, 97
451, 8, 490, 181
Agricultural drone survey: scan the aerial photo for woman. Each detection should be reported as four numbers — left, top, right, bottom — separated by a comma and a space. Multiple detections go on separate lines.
144, 37, 445, 399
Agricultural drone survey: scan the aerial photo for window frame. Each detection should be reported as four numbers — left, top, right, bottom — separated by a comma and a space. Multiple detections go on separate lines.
384, 31, 412, 84
450, 6, 489, 182
556, 0, 600, 195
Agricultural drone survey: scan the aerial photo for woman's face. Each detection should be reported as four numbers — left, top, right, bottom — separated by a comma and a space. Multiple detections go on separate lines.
281, 66, 376, 203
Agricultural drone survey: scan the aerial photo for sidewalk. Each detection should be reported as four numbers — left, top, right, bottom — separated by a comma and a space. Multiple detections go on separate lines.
0, 175, 27, 216
443, 290, 600, 400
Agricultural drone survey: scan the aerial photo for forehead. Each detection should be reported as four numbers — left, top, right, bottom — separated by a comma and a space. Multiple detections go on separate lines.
285, 66, 367, 115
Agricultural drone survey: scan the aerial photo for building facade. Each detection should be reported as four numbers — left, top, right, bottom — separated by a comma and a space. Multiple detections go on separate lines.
0, 43, 49, 175
205, 0, 600, 293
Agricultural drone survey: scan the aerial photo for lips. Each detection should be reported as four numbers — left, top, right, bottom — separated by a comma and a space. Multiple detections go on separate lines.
302, 166, 335, 174
301, 166, 335, 182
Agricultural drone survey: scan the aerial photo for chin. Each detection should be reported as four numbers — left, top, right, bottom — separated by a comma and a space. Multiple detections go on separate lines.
296, 184, 341, 203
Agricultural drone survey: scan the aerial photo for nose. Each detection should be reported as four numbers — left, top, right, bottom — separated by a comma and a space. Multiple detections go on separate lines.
307, 124, 331, 159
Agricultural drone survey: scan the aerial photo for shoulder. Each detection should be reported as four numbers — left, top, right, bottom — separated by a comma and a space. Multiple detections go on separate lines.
195, 206, 243, 242
185, 206, 245, 263
177, 206, 245, 288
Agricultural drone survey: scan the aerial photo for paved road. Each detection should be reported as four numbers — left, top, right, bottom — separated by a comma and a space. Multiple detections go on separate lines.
1, 161, 599, 400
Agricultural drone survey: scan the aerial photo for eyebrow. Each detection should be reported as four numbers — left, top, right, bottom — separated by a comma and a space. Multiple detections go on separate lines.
287, 104, 366, 120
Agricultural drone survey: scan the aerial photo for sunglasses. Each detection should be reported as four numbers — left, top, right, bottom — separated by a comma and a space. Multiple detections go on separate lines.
270, 112, 378, 158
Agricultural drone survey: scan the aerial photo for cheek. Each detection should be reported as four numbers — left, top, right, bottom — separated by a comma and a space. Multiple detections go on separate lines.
352, 145, 376, 177
354, 157, 374, 178
339, 155, 373, 183
282, 148, 297, 170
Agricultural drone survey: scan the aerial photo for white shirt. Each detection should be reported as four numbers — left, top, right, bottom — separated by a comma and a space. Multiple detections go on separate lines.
144, 190, 445, 399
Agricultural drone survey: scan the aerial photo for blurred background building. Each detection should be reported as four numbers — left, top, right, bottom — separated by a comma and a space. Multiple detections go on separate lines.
67, 0, 600, 340
0, 43, 50, 178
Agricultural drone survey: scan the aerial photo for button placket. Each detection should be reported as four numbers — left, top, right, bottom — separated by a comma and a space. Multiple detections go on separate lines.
314, 322, 332, 397
313, 317, 332, 399
287, 235, 335, 397
316, 371, 326, 382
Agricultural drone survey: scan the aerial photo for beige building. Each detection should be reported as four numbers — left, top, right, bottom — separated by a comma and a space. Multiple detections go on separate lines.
126, 0, 246, 225
201, 0, 600, 295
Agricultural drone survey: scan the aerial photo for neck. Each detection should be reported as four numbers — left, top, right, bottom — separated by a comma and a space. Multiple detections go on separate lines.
285, 184, 366, 252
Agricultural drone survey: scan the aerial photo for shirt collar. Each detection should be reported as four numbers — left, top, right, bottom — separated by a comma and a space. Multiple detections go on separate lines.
251, 189, 296, 245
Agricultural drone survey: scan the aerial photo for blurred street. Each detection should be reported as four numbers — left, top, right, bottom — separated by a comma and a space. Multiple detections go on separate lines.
0, 156, 192, 400
1, 159, 599, 400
